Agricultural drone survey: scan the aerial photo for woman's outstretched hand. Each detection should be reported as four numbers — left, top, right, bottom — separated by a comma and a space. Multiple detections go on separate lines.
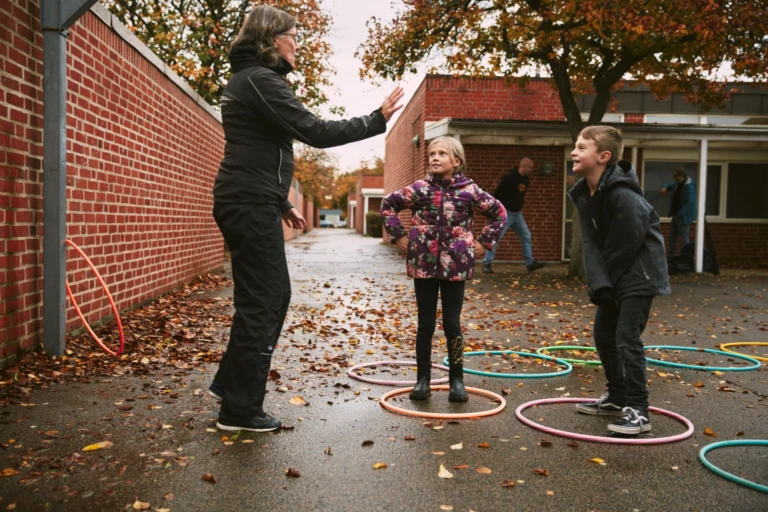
282, 208, 307, 230
380, 87, 405, 122
394, 235, 408, 255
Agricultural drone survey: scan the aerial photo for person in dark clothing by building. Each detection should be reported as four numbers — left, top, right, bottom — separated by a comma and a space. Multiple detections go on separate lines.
660, 167, 697, 256
568, 126, 671, 435
482, 158, 546, 273
210, 5, 404, 432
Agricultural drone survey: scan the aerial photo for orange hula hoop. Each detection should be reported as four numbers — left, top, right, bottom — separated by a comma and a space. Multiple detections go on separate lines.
65, 239, 125, 356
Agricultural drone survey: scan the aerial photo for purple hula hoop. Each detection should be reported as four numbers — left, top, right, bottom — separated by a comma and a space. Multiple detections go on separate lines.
515, 398, 694, 445
347, 360, 449, 386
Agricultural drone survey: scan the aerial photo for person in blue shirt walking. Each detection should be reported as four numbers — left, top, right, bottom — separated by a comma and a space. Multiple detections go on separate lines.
659, 168, 697, 256
482, 157, 546, 274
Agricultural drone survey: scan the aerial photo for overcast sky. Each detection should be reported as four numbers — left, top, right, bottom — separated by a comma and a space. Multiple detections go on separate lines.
318, 0, 424, 173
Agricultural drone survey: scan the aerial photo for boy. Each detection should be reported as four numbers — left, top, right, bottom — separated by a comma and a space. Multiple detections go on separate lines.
567, 126, 671, 435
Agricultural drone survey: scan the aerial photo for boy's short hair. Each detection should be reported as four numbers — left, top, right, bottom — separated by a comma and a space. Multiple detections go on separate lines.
578, 125, 624, 166
428, 136, 466, 173
673, 167, 688, 179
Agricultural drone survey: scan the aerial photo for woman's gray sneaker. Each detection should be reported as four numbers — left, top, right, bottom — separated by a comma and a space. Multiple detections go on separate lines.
216, 414, 281, 432
575, 393, 625, 416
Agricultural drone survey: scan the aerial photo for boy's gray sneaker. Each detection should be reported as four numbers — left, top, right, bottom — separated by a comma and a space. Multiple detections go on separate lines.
576, 393, 625, 416
483, 263, 493, 274
526, 261, 547, 273
607, 407, 651, 435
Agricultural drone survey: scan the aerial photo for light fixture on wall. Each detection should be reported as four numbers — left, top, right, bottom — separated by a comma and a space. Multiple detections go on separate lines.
539, 161, 555, 177
412, 135, 420, 148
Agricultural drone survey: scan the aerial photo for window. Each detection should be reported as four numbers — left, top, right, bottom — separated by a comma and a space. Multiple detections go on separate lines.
726, 164, 768, 219
642, 161, 721, 217
708, 116, 768, 126
645, 114, 701, 124
580, 113, 623, 123
644, 161, 768, 221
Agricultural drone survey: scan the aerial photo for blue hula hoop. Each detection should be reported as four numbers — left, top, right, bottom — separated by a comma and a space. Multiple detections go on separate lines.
644, 345, 761, 372
443, 350, 572, 378
699, 440, 768, 493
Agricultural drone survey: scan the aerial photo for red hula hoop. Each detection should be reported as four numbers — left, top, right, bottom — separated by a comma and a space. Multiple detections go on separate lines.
65, 239, 125, 356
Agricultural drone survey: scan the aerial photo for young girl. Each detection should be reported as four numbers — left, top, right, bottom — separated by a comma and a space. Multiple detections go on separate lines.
381, 136, 507, 402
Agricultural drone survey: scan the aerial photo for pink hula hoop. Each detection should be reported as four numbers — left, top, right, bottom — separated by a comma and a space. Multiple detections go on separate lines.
347, 360, 449, 386
515, 398, 694, 445
65, 239, 125, 356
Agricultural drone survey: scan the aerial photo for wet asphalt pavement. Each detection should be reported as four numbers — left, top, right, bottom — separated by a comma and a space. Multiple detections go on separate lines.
0, 228, 766, 511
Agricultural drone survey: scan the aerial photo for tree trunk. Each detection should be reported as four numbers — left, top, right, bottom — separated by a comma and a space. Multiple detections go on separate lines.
567, 208, 585, 279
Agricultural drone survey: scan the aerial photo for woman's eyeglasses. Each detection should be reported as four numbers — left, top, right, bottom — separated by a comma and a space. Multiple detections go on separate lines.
278, 33, 300, 43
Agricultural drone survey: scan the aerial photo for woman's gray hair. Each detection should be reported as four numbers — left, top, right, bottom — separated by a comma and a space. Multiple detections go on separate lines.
428, 136, 467, 173
231, 5, 296, 67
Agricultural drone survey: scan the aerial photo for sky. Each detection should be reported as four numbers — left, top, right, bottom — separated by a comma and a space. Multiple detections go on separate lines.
317, 0, 424, 174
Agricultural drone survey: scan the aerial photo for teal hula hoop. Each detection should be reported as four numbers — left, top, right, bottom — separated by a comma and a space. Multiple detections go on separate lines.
699, 440, 768, 493
536, 346, 602, 366
644, 345, 761, 372
443, 350, 572, 378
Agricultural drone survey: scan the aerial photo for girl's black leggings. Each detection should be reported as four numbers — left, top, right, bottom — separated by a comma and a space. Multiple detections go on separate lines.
413, 278, 466, 367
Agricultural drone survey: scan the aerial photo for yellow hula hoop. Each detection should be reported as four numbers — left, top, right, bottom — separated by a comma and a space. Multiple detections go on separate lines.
719, 342, 768, 362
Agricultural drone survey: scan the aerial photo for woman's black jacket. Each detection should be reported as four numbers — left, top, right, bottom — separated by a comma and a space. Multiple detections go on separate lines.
213, 50, 387, 212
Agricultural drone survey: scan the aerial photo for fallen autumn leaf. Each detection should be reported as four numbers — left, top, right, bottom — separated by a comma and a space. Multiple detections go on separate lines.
438, 464, 454, 479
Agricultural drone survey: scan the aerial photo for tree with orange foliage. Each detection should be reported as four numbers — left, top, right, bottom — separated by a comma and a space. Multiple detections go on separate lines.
358, 0, 767, 275
292, 145, 338, 208
331, 157, 385, 215
106, 0, 337, 110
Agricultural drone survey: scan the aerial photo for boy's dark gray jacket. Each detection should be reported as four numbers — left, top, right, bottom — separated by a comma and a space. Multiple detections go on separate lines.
568, 161, 671, 304
213, 48, 387, 211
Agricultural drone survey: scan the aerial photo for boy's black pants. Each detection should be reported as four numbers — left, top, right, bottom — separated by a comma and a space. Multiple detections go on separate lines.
594, 296, 653, 415
413, 279, 465, 367
212, 202, 291, 421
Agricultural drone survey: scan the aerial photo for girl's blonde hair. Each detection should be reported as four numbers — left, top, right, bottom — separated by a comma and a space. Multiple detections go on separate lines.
231, 5, 296, 67
428, 136, 466, 173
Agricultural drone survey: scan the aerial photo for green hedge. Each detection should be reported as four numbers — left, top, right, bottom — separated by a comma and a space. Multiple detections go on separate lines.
365, 211, 383, 238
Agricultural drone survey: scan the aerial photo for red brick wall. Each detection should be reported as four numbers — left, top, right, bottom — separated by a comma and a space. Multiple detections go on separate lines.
466, 146, 566, 262
659, 223, 768, 266
383, 81, 428, 240
0, 2, 316, 365
0, 3, 227, 363
425, 76, 564, 122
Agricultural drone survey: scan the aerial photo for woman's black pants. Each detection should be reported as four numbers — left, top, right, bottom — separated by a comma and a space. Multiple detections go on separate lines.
212, 202, 291, 421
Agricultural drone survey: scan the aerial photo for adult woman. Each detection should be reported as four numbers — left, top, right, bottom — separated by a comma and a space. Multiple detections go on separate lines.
210, 5, 403, 432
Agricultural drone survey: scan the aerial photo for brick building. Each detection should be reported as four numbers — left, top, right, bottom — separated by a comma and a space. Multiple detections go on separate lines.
352, 174, 384, 235
384, 76, 768, 266
0, 1, 314, 365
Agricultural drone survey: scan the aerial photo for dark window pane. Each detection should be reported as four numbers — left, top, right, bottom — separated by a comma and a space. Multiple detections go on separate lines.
705, 165, 721, 216
643, 161, 698, 217
726, 163, 768, 219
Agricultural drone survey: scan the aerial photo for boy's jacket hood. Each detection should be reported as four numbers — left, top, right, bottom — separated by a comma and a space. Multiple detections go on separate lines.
570, 161, 641, 201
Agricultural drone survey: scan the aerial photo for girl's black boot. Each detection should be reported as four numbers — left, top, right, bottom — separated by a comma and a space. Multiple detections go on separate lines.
448, 336, 468, 402
409, 366, 432, 400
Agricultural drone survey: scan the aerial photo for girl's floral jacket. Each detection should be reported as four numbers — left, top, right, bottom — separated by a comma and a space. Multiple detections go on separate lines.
381, 172, 507, 281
